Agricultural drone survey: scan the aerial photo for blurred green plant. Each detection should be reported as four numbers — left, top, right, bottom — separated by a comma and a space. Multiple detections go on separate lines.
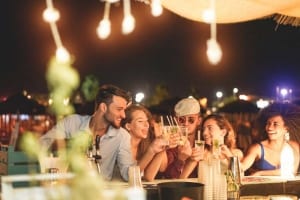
46, 57, 80, 117
20, 131, 107, 200
146, 84, 170, 106
19, 57, 110, 200
81, 75, 99, 102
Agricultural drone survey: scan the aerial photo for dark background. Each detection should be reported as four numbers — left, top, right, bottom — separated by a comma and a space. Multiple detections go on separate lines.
2, 0, 300, 102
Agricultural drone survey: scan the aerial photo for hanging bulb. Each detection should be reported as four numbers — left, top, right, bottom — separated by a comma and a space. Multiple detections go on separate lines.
122, 15, 135, 34
56, 46, 70, 63
202, 8, 214, 23
43, 7, 60, 22
151, 0, 163, 17
97, 19, 111, 39
206, 38, 222, 65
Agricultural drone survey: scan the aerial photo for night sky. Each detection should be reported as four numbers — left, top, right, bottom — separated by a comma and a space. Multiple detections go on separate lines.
2, 0, 300, 103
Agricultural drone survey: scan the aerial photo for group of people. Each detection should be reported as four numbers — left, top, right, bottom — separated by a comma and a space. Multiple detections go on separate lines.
39, 84, 300, 182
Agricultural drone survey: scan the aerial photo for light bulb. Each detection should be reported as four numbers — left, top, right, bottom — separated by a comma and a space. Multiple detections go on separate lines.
122, 15, 135, 34
56, 46, 70, 63
151, 0, 163, 17
206, 38, 222, 65
202, 9, 215, 23
97, 19, 111, 39
43, 7, 60, 22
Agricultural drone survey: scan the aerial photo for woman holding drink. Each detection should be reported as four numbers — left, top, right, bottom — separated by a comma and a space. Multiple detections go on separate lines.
180, 114, 243, 178
122, 104, 176, 181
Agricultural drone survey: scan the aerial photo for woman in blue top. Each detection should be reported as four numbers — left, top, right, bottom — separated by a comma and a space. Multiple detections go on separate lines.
241, 102, 300, 176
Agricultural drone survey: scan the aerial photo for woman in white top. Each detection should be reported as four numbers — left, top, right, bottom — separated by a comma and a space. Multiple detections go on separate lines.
122, 104, 169, 181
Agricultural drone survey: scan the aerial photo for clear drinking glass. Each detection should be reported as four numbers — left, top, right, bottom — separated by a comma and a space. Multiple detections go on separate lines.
178, 126, 188, 146
212, 136, 224, 157
195, 140, 205, 160
128, 165, 143, 188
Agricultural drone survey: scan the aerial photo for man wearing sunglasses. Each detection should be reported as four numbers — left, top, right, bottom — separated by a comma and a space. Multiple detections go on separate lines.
163, 96, 202, 178
39, 84, 135, 181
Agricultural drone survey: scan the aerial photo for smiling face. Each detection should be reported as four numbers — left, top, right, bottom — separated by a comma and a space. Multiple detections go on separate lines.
202, 118, 226, 146
103, 95, 128, 128
265, 115, 287, 141
125, 110, 150, 139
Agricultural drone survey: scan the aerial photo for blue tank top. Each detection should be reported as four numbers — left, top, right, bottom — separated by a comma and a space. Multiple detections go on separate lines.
254, 143, 277, 170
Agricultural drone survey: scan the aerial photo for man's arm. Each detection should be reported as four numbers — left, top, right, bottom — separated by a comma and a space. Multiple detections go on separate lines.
117, 130, 135, 181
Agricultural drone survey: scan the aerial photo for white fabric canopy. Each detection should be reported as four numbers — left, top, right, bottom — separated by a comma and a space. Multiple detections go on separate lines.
161, 0, 300, 25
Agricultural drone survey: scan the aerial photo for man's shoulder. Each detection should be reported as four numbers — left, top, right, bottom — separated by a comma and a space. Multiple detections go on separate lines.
58, 114, 91, 130
62, 114, 90, 121
59, 114, 90, 124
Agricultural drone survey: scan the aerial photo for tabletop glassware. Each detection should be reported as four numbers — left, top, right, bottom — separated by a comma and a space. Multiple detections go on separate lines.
178, 126, 188, 146
195, 139, 205, 160
128, 165, 143, 188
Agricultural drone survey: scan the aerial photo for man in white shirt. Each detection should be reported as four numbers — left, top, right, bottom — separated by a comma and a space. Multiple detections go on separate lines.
40, 84, 135, 181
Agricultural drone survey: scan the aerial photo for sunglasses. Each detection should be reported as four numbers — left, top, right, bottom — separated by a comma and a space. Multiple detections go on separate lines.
178, 116, 196, 124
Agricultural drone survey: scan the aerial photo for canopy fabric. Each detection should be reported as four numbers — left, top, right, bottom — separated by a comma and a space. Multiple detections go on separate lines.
161, 0, 300, 26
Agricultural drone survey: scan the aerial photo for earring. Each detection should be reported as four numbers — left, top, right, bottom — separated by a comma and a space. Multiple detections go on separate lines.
284, 132, 290, 141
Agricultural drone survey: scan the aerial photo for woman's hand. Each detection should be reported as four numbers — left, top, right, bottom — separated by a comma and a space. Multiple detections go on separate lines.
220, 144, 233, 159
149, 137, 168, 154
178, 141, 192, 162
189, 147, 205, 162
168, 132, 180, 148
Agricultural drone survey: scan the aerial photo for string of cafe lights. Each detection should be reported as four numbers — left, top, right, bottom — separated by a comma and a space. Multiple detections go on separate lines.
203, 0, 222, 65
43, 0, 222, 65
43, 0, 163, 63
97, 0, 163, 39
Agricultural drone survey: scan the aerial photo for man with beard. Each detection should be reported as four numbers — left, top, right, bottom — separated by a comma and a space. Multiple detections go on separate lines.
39, 84, 134, 181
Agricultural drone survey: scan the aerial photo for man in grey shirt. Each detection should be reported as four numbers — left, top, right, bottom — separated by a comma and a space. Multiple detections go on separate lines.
40, 84, 135, 181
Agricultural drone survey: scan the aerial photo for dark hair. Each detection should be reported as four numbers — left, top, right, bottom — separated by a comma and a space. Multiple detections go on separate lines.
94, 84, 132, 110
201, 114, 237, 149
255, 102, 300, 142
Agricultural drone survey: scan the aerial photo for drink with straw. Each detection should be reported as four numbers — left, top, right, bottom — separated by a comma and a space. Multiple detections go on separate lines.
195, 139, 205, 160
179, 126, 188, 146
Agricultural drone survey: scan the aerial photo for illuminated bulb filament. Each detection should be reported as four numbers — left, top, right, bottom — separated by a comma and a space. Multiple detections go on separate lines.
56, 46, 70, 63
151, 0, 163, 17
202, 9, 215, 23
206, 39, 222, 65
97, 19, 111, 39
122, 15, 135, 34
43, 7, 60, 22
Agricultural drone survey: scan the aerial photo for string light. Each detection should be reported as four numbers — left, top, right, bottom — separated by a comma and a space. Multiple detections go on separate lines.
96, 0, 162, 39
205, 0, 222, 65
122, 0, 135, 34
206, 38, 222, 65
151, 0, 163, 17
56, 46, 71, 63
43, 7, 60, 22
43, 0, 70, 63
96, 1, 111, 39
